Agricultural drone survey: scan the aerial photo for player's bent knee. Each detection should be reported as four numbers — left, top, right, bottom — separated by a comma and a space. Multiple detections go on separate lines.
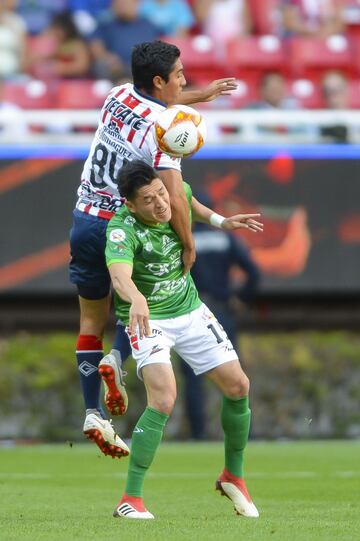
225, 374, 250, 399
148, 395, 176, 416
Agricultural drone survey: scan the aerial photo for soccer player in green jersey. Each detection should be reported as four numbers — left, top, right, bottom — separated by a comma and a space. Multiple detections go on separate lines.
105, 160, 263, 520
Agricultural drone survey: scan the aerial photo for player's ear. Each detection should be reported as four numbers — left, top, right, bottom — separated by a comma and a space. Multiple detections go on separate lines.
153, 75, 164, 91
125, 200, 136, 213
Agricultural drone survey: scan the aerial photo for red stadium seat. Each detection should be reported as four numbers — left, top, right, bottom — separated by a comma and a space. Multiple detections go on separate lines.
288, 78, 323, 109
162, 35, 228, 84
197, 76, 259, 109
2, 79, 55, 109
55, 79, 113, 109
227, 36, 288, 80
288, 76, 360, 109
349, 78, 360, 108
227, 77, 259, 108
288, 36, 355, 79
249, 0, 282, 35
344, 1, 360, 39
350, 35, 360, 74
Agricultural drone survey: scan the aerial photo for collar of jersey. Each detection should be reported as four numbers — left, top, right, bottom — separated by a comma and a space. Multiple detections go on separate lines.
133, 85, 166, 108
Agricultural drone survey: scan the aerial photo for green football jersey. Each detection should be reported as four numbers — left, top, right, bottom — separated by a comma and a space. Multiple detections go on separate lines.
105, 182, 201, 324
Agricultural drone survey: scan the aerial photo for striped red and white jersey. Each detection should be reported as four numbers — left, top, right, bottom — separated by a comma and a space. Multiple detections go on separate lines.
76, 83, 181, 220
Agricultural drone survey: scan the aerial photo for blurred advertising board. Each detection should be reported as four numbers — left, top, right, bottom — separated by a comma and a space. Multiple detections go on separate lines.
0, 144, 359, 295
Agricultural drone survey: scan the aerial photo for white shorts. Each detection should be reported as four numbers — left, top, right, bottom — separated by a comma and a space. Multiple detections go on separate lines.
127, 303, 238, 379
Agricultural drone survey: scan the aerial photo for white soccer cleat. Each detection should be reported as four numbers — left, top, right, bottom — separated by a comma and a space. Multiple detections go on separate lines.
98, 350, 128, 416
216, 469, 259, 518
83, 413, 129, 459
113, 496, 154, 520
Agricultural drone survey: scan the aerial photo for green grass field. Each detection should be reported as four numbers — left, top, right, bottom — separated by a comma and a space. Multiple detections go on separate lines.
0, 441, 358, 541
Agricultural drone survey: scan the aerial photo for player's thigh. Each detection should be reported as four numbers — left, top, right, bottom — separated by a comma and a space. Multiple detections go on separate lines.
174, 303, 236, 376
206, 359, 250, 399
69, 210, 111, 297
78, 294, 111, 336
142, 363, 177, 415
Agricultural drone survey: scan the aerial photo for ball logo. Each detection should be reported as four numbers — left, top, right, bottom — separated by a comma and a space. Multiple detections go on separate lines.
174, 130, 189, 148
109, 228, 126, 243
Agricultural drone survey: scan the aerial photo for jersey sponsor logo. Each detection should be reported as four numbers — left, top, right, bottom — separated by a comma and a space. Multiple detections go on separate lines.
162, 234, 177, 255
144, 242, 153, 253
145, 263, 170, 276
102, 124, 125, 142
133, 426, 144, 433
105, 96, 147, 131
124, 215, 136, 226
150, 275, 187, 297
136, 229, 149, 239
109, 228, 126, 243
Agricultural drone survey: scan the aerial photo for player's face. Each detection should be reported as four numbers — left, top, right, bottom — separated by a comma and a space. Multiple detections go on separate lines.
128, 178, 171, 225
161, 59, 187, 106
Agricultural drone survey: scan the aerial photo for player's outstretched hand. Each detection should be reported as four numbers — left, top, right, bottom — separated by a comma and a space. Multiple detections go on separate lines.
129, 294, 151, 339
222, 214, 263, 233
201, 78, 238, 101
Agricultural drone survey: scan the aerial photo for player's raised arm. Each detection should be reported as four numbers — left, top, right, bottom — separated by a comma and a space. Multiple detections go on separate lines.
108, 262, 151, 339
191, 196, 263, 233
179, 78, 238, 104
158, 169, 195, 274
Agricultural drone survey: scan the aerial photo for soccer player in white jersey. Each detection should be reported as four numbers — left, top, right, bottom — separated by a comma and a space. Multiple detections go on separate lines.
69, 40, 237, 458
105, 160, 263, 519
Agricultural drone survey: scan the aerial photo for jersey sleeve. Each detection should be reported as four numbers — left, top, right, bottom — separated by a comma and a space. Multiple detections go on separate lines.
147, 126, 182, 171
105, 215, 137, 267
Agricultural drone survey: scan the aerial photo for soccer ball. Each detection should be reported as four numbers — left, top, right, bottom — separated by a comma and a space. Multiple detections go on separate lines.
154, 104, 207, 158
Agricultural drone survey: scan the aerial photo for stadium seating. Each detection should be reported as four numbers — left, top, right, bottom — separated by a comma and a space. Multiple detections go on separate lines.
3, 80, 55, 109
349, 78, 360, 108
288, 78, 323, 109
196, 76, 259, 110
227, 36, 287, 80
227, 77, 259, 108
288, 36, 355, 79
249, 0, 282, 35
162, 35, 228, 84
55, 79, 113, 109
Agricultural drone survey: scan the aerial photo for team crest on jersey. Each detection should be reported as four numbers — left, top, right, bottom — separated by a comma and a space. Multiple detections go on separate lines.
109, 228, 126, 243
124, 215, 136, 226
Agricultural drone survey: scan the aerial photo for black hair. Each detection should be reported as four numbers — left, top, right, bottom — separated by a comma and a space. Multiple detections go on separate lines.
51, 12, 82, 40
131, 40, 180, 94
117, 160, 158, 200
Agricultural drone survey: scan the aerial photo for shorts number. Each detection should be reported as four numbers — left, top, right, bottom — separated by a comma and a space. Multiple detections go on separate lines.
207, 323, 224, 344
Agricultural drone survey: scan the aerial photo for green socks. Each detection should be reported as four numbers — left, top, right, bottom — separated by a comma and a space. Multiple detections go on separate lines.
125, 407, 169, 497
221, 395, 251, 478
